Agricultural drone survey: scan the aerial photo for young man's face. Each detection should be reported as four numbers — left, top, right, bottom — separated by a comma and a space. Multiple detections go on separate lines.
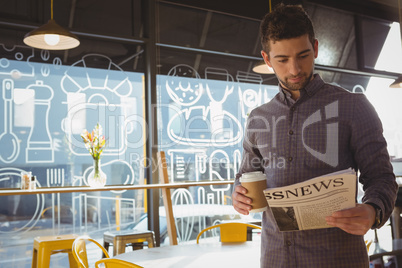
261, 34, 318, 97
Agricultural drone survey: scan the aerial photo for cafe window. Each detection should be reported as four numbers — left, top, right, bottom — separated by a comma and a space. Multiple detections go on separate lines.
0, 50, 146, 234
156, 66, 277, 244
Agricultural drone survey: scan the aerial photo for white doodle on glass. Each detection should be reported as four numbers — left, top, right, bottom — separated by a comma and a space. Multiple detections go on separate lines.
14, 88, 35, 128
165, 64, 243, 147
166, 64, 203, 106
236, 71, 264, 120
60, 54, 132, 97
166, 149, 207, 182
171, 188, 195, 242
167, 105, 242, 147
209, 149, 231, 193
204, 67, 234, 104
0, 45, 35, 78
60, 54, 134, 156
233, 149, 241, 176
24, 81, 55, 163
264, 88, 272, 103
0, 167, 44, 234
0, 79, 20, 163
46, 168, 65, 232
205, 67, 234, 135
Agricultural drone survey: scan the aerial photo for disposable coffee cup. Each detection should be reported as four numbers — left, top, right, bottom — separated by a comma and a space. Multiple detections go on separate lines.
240, 171, 268, 213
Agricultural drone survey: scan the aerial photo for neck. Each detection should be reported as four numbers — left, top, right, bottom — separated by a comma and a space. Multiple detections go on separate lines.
289, 90, 300, 100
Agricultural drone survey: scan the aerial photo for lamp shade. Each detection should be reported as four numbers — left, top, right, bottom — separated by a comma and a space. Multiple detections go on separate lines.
252, 60, 274, 74
390, 74, 402, 88
23, 19, 80, 50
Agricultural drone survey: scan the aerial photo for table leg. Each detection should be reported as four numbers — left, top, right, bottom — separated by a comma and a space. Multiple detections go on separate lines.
103, 241, 110, 258
114, 240, 126, 256
147, 237, 154, 248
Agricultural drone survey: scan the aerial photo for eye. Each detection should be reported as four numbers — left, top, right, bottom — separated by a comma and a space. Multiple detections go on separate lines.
299, 54, 309, 59
278, 59, 288, 63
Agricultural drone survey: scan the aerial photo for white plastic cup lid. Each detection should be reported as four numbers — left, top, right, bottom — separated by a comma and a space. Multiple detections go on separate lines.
240, 171, 266, 182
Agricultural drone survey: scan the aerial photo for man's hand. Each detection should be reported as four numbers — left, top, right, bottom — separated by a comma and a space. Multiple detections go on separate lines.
232, 185, 253, 215
325, 203, 376, 235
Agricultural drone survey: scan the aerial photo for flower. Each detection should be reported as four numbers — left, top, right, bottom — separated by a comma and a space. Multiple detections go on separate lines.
81, 123, 106, 160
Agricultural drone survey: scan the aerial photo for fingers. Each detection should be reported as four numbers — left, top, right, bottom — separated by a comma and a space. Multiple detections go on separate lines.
330, 204, 365, 217
325, 215, 370, 235
232, 185, 253, 215
325, 204, 375, 235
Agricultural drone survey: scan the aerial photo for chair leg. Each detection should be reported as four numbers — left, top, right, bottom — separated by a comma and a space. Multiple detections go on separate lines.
68, 251, 78, 268
37, 248, 51, 268
31, 248, 38, 268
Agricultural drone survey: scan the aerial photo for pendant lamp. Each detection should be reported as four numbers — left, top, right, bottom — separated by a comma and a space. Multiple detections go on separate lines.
23, 0, 79, 50
390, 75, 402, 88
390, 0, 402, 87
252, 60, 274, 74
252, 0, 275, 74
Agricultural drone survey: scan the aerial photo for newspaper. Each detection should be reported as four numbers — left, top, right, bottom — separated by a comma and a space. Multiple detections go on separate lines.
263, 168, 357, 232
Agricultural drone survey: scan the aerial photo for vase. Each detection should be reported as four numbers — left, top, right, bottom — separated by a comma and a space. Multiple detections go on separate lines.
87, 158, 107, 187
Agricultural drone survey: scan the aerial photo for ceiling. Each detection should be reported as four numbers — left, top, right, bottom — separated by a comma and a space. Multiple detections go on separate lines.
165, 0, 401, 22
0, 0, 400, 89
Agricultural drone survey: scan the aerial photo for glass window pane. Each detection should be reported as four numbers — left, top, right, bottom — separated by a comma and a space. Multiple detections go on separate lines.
0, 47, 146, 266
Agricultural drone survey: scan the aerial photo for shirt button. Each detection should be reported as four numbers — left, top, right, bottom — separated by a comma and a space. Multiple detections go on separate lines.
288, 157, 293, 162
291, 107, 296, 111
286, 240, 292, 246
289, 130, 294, 135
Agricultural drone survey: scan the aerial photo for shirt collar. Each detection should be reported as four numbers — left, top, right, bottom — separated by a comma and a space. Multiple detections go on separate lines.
279, 73, 324, 103
305, 74, 324, 96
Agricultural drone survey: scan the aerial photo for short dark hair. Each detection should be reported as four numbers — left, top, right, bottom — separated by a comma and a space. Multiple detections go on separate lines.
260, 4, 315, 53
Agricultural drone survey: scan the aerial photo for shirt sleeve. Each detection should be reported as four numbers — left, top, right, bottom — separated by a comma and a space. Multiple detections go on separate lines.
350, 93, 398, 228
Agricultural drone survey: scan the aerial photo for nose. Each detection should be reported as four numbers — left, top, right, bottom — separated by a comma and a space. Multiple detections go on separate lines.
289, 59, 301, 76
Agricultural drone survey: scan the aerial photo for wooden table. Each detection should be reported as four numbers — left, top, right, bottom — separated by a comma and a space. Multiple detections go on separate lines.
113, 241, 261, 267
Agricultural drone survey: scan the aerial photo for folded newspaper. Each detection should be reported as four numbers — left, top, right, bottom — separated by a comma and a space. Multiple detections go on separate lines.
263, 168, 357, 232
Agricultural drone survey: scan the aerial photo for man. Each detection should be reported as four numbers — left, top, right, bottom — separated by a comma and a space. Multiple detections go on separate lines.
232, 4, 398, 268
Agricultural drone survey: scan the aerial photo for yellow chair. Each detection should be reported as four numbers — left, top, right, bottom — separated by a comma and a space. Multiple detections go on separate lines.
95, 258, 143, 268
72, 236, 110, 268
196, 222, 262, 244
32, 234, 79, 268
366, 240, 373, 252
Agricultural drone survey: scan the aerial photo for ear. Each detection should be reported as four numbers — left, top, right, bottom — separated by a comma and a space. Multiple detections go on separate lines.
261, 50, 272, 68
313, 39, 318, 59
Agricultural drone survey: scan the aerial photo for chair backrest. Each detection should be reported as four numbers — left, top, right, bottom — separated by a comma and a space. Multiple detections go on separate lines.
72, 235, 110, 268
196, 222, 262, 244
95, 258, 143, 268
